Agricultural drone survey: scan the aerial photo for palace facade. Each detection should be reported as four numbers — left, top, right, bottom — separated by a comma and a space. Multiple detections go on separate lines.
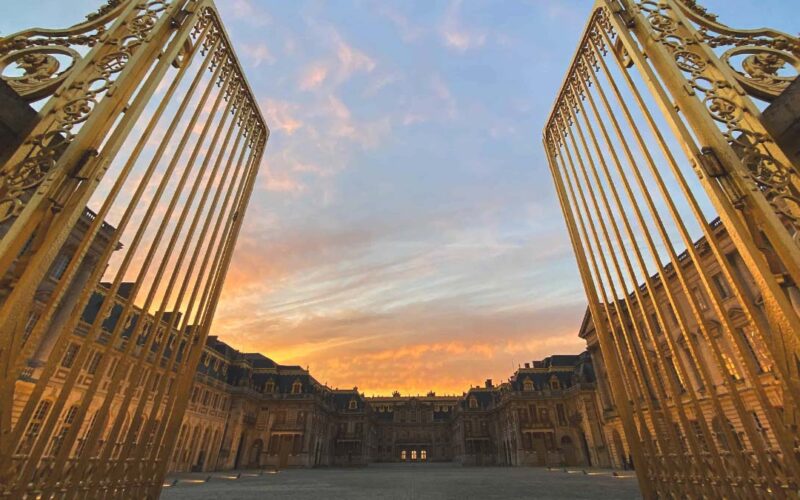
12, 207, 786, 479
4, 207, 607, 475
169, 337, 606, 472
579, 218, 788, 471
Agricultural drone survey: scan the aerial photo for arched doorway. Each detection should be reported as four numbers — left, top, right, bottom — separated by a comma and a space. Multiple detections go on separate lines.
560, 435, 577, 466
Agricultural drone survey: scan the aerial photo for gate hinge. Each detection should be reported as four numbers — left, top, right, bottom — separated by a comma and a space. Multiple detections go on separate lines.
171, 9, 190, 29
698, 147, 727, 178
70, 148, 99, 180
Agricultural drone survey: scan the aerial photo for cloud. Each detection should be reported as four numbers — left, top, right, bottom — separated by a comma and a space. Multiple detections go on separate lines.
375, 4, 423, 43
440, 0, 486, 52
297, 27, 375, 91
240, 42, 275, 67
260, 99, 303, 135
261, 161, 306, 193
228, 0, 271, 27
300, 63, 329, 90
334, 32, 376, 76
214, 183, 586, 394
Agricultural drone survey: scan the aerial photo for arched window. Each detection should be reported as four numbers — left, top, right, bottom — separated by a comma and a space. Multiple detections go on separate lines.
468, 396, 478, 409
549, 376, 561, 390
291, 379, 303, 394
348, 399, 358, 410
523, 378, 534, 392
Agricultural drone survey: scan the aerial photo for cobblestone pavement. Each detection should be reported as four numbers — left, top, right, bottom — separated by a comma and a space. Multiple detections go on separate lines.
161, 463, 641, 499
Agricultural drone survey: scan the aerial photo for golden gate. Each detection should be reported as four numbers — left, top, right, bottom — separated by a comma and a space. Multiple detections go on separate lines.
544, 1, 799, 498
0, 1, 267, 497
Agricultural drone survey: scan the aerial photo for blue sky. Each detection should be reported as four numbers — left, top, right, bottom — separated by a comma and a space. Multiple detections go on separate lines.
3, 0, 796, 394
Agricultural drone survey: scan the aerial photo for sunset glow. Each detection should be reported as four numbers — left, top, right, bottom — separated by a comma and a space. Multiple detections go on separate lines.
4, 0, 791, 396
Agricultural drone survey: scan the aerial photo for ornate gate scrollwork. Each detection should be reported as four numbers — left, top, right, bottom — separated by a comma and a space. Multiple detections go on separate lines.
545, 1, 800, 498
0, 1, 268, 498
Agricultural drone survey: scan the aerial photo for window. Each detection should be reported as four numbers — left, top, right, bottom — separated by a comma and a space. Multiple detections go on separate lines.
691, 287, 708, 311
539, 408, 550, 423
468, 396, 478, 409
291, 380, 302, 394
523, 378, 534, 392
722, 352, 741, 380
738, 327, 769, 373
264, 380, 275, 393
549, 376, 560, 390
411, 450, 417, 460
666, 356, 686, 390
51, 405, 79, 456
19, 400, 52, 454
421, 450, 427, 461
348, 399, 358, 410
61, 343, 80, 368
401, 450, 407, 460
712, 273, 732, 299
85, 351, 102, 375
556, 404, 567, 426
51, 254, 70, 280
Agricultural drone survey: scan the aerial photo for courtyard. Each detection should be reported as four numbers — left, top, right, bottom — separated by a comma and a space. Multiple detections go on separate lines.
161, 463, 641, 499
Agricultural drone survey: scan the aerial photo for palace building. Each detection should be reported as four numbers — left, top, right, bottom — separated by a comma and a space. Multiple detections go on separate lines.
12, 205, 786, 479
9, 206, 610, 474
167, 337, 606, 472
578, 218, 788, 472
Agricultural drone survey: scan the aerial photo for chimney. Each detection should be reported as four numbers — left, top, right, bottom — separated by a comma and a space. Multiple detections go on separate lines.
524, 363, 530, 369
485, 379, 493, 389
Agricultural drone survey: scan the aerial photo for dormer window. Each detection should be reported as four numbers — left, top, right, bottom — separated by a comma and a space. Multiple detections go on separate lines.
468, 396, 478, 409
348, 399, 358, 410
523, 378, 534, 392
291, 379, 302, 394
264, 380, 275, 393
549, 376, 561, 390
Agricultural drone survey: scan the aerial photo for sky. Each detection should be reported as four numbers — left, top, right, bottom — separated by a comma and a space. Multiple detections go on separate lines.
3, 0, 796, 396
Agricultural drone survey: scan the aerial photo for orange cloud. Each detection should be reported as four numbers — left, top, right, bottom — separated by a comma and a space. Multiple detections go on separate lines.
300, 63, 329, 90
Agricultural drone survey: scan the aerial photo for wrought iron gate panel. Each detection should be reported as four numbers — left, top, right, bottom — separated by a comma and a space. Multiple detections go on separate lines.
0, 1, 268, 497
544, 1, 799, 498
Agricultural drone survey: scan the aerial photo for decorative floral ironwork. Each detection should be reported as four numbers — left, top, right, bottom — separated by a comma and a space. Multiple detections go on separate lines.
0, 1, 171, 224
674, 0, 800, 101
0, 0, 129, 102
633, 0, 800, 241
